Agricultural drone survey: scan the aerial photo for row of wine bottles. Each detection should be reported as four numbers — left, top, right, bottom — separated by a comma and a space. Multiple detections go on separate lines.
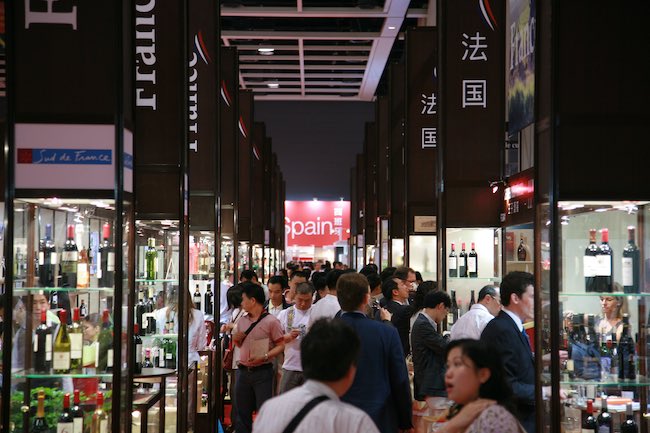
448, 242, 478, 278
445, 290, 475, 327
38, 223, 115, 289
584, 227, 640, 293
31, 390, 109, 433
34, 308, 113, 374
132, 322, 177, 374
582, 399, 637, 433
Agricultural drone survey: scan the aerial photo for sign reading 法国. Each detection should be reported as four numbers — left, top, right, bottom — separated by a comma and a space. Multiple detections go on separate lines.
285, 201, 350, 247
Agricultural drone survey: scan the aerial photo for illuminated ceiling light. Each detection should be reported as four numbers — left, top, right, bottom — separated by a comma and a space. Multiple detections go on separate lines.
388, 26, 396, 30
267, 82, 280, 89
312, 198, 318, 201
258, 47, 275, 55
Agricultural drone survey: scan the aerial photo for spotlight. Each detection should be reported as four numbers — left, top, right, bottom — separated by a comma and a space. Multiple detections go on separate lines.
489, 180, 506, 194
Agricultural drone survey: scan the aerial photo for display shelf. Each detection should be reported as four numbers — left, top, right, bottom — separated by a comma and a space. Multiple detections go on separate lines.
506, 260, 534, 264
14, 287, 115, 293
143, 334, 179, 339
560, 292, 650, 297
13, 370, 113, 379
561, 376, 650, 387
135, 279, 178, 283
447, 277, 500, 282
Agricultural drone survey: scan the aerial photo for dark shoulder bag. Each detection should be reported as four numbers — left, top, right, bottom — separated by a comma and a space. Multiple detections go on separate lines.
281, 395, 329, 433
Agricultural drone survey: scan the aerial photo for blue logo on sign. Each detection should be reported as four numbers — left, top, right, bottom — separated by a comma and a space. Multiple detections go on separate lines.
124, 153, 134, 170
26, 149, 112, 165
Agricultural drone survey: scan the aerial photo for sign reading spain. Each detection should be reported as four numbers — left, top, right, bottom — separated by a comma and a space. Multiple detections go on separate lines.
285, 201, 350, 247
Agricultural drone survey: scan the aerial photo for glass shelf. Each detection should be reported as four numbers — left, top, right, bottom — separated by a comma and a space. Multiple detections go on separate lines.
14, 287, 115, 293
506, 260, 534, 264
135, 279, 178, 283
447, 277, 500, 282
142, 333, 178, 339
561, 376, 650, 387
13, 370, 113, 379
560, 292, 650, 297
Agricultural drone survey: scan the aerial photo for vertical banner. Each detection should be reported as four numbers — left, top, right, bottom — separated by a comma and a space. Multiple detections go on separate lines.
219, 47, 238, 235
406, 27, 438, 231
188, 0, 217, 228
442, 0, 505, 226
237, 90, 253, 242
507, 0, 535, 135
135, 0, 185, 215
389, 62, 406, 240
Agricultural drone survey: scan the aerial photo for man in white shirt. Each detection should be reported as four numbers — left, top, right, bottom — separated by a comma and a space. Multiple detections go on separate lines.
265, 276, 291, 318
450, 285, 501, 341
253, 318, 379, 433
308, 270, 344, 327
277, 282, 313, 393
219, 272, 234, 325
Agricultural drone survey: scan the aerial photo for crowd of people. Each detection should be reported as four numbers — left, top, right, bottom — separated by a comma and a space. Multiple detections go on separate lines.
219, 261, 540, 433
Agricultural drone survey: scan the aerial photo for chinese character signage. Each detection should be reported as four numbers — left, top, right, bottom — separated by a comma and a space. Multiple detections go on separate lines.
285, 201, 351, 247
507, 0, 535, 134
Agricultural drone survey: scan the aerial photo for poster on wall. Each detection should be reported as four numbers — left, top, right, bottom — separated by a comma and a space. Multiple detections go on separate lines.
507, 0, 536, 134
285, 201, 351, 247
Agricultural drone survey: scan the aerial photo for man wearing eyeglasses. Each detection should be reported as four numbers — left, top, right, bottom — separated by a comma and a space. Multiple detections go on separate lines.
449, 285, 501, 341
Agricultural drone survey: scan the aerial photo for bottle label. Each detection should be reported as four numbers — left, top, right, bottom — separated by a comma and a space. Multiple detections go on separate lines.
166, 352, 172, 360
96, 252, 102, 279
107, 252, 115, 271
51, 252, 58, 265
46, 335, 53, 361
73, 418, 83, 433
468, 257, 477, 273
107, 349, 114, 368
583, 256, 597, 278
447, 313, 454, 325
70, 334, 83, 359
136, 344, 143, 363
53, 351, 71, 370
77, 265, 89, 286
62, 251, 79, 263
100, 419, 108, 433
57, 421, 74, 433
622, 257, 633, 286
596, 254, 612, 277
448, 257, 457, 270
39, 252, 45, 265
582, 429, 595, 433
159, 349, 166, 367
34, 336, 38, 352
598, 425, 611, 433
458, 257, 466, 267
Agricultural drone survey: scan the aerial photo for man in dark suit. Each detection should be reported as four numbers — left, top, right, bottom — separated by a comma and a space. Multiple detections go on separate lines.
337, 272, 413, 433
383, 278, 414, 356
480, 271, 536, 433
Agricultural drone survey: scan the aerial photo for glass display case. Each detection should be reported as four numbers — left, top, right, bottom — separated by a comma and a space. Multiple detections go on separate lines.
541, 201, 650, 433
504, 223, 535, 274
263, 246, 272, 282
237, 242, 250, 276
378, 218, 390, 271
356, 235, 365, 271
392, 238, 405, 267
220, 238, 234, 282
366, 245, 377, 267
409, 235, 437, 281
6, 197, 129, 433
445, 228, 502, 321
251, 244, 263, 281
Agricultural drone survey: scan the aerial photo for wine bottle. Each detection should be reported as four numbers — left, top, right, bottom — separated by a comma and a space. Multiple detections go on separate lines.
142, 349, 154, 388
61, 224, 79, 288
69, 307, 83, 373
620, 402, 638, 433
204, 283, 214, 315
136, 291, 147, 336
90, 392, 109, 433
610, 333, 619, 377
447, 290, 458, 326
189, 238, 199, 275
619, 314, 636, 380
597, 398, 613, 433
98, 223, 115, 288
39, 223, 57, 287
193, 284, 202, 310
79, 299, 87, 317
58, 393, 74, 433
71, 390, 83, 433
134, 324, 143, 375
584, 229, 599, 292
469, 290, 476, 308
468, 242, 478, 278
517, 234, 527, 261
599, 334, 612, 380
32, 390, 48, 433
582, 399, 597, 433
622, 226, 640, 293
34, 309, 53, 373
53, 309, 72, 374
145, 238, 157, 280
448, 243, 458, 278
77, 249, 90, 289
595, 228, 613, 292
199, 244, 210, 275
458, 243, 467, 278
97, 309, 113, 373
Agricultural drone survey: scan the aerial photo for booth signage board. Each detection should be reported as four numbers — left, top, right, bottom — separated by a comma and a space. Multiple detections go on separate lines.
285, 201, 350, 247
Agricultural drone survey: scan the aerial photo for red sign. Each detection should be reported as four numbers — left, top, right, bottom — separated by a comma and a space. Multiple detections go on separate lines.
285, 201, 350, 247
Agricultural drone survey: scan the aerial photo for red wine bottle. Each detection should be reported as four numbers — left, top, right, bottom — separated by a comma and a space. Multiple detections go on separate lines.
595, 228, 613, 292
34, 309, 52, 373
584, 229, 598, 292
58, 393, 74, 433
582, 399, 597, 433
61, 224, 78, 288
468, 243, 478, 278
448, 243, 458, 278
620, 402, 638, 433
517, 234, 527, 261
618, 314, 636, 380
458, 243, 467, 278
134, 324, 143, 374
39, 223, 57, 287
71, 389, 84, 433
597, 398, 613, 433
622, 226, 640, 293
98, 223, 115, 288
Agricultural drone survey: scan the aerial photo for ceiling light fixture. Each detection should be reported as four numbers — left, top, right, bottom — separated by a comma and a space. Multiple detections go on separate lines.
258, 47, 275, 55
267, 83, 280, 89
388, 26, 396, 30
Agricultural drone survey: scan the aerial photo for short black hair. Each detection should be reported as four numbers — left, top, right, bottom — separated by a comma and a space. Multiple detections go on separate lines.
226, 284, 244, 309
478, 285, 498, 302
423, 290, 451, 309
393, 266, 414, 281
240, 281, 265, 305
381, 278, 398, 300
500, 271, 534, 307
366, 273, 381, 291
326, 269, 345, 291
411, 280, 438, 315
239, 269, 257, 282
312, 272, 328, 291
415, 271, 423, 282
302, 319, 360, 381
359, 265, 377, 277
290, 270, 308, 281
337, 273, 369, 311
332, 261, 342, 268
268, 275, 289, 289
380, 266, 397, 282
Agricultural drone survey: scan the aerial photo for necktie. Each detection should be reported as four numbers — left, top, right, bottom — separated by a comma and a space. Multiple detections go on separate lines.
522, 328, 531, 350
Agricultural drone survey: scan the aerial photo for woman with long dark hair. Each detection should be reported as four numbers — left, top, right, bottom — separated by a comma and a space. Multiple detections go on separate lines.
438, 339, 525, 433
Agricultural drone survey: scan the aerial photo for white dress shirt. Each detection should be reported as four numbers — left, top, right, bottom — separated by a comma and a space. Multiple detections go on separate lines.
308, 294, 341, 328
502, 307, 524, 332
220, 280, 233, 324
253, 380, 380, 433
268, 302, 285, 318
450, 303, 495, 341
277, 306, 312, 371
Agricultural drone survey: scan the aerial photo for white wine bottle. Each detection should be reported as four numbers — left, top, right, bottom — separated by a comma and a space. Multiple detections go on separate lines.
53, 309, 72, 374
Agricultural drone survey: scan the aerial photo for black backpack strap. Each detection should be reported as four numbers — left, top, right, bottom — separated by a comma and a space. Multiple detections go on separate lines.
281, 395, 329, 433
